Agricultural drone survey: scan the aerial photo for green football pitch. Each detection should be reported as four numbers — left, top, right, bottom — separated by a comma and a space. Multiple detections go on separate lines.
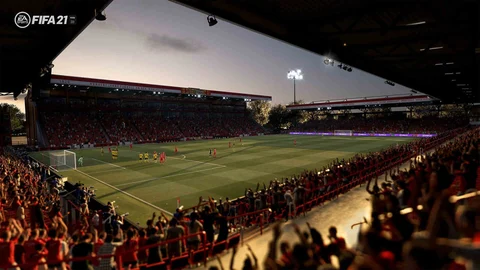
30, 135, 414, 224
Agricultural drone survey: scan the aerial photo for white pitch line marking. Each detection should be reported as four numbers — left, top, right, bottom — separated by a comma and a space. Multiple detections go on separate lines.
88, 167, 127, 174
115, 166, 225, 187
168, 156, 226, 167
129, 149, 225, 168
91, 158, 126, 169
74, 169, 173, 216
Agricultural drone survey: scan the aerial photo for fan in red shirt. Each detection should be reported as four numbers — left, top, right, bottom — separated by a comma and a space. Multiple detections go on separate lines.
122, 230, 139, 268
24, 230, 43, 265
0, 219, 24, 269
328, 226, 346, 250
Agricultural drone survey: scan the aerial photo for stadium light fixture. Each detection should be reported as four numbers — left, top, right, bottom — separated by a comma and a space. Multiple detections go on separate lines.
95, 9, 106, 21
405, 21, 426, 26
324, 58, 334, 66
287, 69, 303, 105
207, 15, 218, 27
385, 80, 395, 86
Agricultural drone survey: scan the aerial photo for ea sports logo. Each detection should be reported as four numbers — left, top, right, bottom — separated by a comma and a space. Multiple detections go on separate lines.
15, 12, 31, 28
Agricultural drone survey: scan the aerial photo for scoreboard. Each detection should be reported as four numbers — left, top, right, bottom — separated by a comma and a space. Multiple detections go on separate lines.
181, 88, 211, 96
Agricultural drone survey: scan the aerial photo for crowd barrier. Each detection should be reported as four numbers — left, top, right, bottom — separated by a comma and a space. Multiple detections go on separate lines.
0, 231, 243, 270
4, 128, 461, 270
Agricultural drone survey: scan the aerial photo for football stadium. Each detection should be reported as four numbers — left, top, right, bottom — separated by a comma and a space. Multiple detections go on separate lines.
1, 0, 480, 270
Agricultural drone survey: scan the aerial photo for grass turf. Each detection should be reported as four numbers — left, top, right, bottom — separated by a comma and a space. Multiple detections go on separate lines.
29, 135, 414, 224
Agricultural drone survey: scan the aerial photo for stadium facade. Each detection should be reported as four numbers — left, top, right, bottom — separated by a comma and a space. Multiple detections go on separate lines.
25, 75, 271, 148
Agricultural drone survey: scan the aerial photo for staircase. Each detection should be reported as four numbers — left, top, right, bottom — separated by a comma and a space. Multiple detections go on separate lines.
36, 119, 49, 147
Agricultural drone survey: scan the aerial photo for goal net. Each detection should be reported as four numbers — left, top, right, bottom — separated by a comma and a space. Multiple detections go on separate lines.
334, 130, 353, 136
49, 150, 77, 171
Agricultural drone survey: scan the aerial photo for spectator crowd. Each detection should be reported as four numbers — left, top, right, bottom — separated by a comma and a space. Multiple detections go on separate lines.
0, 124, 479, 269
41, 112, 264, 148
294, 116, 469, 134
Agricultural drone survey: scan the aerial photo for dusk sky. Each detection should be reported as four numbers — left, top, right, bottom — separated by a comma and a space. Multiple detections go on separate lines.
5, 0, 414, 112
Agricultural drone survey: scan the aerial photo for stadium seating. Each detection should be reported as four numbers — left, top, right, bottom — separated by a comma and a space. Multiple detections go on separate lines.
40, 110, 264, 147
294, 117, 469, 133
42, 112, 108, 147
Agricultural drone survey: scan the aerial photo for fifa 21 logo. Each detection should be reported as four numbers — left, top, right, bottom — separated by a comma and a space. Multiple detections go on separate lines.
15, 11, 76, 28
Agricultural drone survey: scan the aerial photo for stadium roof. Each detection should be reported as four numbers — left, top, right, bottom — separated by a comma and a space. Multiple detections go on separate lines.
287, 94, 436, 111
0, 0, 113, 98
171, 0, 480, 103
50, 74, 272, 101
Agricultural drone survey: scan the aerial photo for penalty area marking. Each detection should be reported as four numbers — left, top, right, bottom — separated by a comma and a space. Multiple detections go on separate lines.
167, 156, 226, 167
90, 158, 126, 170
115, 166, 225, 187
74, 169, 173, 216
129, 149, 225, 168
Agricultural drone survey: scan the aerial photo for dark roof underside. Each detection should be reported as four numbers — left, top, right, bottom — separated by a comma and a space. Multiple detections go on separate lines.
171, 0, 480, 103
0, 0, 113, 97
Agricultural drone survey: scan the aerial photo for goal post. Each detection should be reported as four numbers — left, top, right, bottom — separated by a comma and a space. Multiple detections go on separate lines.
49, 150, 77, 171
64, 150, 77, 170
334, 130, 353, 136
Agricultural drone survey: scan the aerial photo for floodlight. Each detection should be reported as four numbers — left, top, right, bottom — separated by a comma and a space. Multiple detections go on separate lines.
324, 58, 334, 65
207, 15, 218, 27
95, 9, 106, 21
288, 69, 303, 105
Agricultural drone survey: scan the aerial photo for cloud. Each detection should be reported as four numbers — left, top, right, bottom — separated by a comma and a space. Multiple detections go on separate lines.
146, 33, 206, 53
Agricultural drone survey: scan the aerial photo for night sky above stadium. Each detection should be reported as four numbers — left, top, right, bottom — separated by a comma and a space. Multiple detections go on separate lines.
28, 0, 413, 109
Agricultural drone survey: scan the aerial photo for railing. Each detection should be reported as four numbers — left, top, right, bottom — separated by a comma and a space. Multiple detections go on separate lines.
0, 231, 236, 270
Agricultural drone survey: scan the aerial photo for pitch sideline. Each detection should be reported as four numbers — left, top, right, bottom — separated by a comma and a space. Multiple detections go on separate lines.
74, 168, 173, 216
115, 166, 225, 187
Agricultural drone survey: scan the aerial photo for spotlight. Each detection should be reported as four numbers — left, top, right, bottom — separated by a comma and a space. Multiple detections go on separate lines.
207, 15, 218, 27
385, 80, 395, 86
338, 64, 343, 69
95, 9, 106, 21
324, 58, 334, 66
47, 63, 54, 69
342, 65, 348, 70
347, 67, 352, 72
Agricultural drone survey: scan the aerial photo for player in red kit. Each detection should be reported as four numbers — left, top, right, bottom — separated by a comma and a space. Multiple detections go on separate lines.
294, 139, 297, 146
130, 143, 133, 149
174, 146, 178, 154
213, 148, 217, 158
229, 142, 231, 148
108, 147, 111, 152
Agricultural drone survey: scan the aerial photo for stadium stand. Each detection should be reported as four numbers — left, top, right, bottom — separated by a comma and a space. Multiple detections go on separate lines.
293, 116, 470, 134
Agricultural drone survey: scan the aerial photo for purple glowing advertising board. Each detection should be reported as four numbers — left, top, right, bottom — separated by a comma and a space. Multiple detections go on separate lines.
289, 132, 436, 138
